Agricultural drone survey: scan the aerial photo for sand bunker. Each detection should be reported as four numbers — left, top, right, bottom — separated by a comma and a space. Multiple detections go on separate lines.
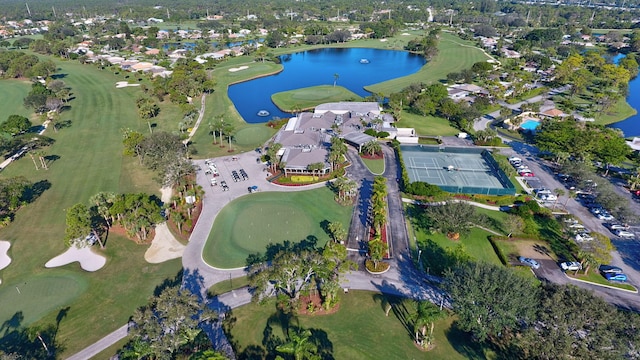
401, 33, 411, 36
115, 81, 141, 88
144, 223, 185, 263
228, 65, 249, 72
0, 241, 11, 271
45, 246, 106, 272
0, 241, 11, 284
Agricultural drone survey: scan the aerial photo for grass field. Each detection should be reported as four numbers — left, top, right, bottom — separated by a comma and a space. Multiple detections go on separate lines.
0, 59, 183, 355
203, 188, 352, 268
271, 85, 362, 112
361, 157, 385, 174
398, 112, 459, 136
227, 290, 495, 360
0, 80, 32, 121
406, 204, 502, 266
365, 32, 494, 95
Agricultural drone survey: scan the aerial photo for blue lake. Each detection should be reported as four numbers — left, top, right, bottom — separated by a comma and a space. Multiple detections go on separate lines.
227, 48, 426, 123
608, 53, 640, 137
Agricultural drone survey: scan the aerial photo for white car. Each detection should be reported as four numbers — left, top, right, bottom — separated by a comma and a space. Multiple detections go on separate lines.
614, 229, 635, 239
509, 156, 522, 163
560, 262, 582, 271
518, 256, 540, 269
540, 194, 557, 202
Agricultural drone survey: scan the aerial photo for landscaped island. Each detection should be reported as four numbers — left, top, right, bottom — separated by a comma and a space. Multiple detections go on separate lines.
271, 85, 362, 112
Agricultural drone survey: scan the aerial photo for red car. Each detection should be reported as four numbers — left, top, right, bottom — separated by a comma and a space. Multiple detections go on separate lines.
520, 171, 535, 177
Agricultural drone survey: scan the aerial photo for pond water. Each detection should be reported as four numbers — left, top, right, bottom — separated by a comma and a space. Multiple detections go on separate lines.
228, 48, 426, 123
607, 53, 640, 137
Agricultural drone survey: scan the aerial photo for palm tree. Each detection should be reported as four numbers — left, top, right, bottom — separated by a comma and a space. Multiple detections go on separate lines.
275, 329, 319, 360
553, 188, 564, 210
411, 301, 446, 349
361, 140, 382, 157
563, 190, 576, 208
307, 162, 325, 179
333, 73, 339, 87
28, 152, 39, 170
368, 237, 388, 269
223, 123, 236, 151
327, 221, 346, 243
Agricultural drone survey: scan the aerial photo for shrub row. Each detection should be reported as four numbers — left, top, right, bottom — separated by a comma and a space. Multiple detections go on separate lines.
488, 236, 509, 266
390, 140, 410, 191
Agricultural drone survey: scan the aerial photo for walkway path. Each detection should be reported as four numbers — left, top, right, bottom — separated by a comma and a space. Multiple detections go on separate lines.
0, 120, 50, 170
183, 94, 207, 145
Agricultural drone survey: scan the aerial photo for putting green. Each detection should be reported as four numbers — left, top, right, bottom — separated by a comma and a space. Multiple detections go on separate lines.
204, 188, 353, 268
271, 85, 362, 112
0, 273, 87, 326
234, 126, 275, 146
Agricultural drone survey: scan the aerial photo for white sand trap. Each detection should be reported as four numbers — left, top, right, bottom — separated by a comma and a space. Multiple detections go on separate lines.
145, 223, 185, 263
380, 39, 388, 42
228, 65, 249, 72
45, 246, 106, 272
115, 81, 141, 88
0, 241, 11, 271
401, 33, 411, 36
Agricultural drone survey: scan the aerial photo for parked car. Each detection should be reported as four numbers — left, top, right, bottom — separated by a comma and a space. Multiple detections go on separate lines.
509, 156, 522, 163
520, 171, 535, 177
604, 223, 629, 231
560, 262, 582, 271
604, 273, 627, 282
614, 229, 635, 239
220, 180, 229, 191
599, 265, 623, 274
540, 194, 557, 202
597, 213, 615, 221
518, 256, 540, 269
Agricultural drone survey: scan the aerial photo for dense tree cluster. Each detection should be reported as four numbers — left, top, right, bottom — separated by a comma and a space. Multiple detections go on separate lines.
65, 191, 164, 246
0, 177, 38, 228
248, 241, 353, 311
0, 51, 56, 79
536, 119, 631, 165
445, 261, 640, 359
119, 286, 224, 360
405, 30, 440, 60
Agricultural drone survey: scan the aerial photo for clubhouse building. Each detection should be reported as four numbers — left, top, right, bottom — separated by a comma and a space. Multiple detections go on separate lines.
274, 102, 396, 176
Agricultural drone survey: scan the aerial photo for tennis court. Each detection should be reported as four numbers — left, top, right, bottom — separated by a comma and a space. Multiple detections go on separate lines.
400, 145, 515, 195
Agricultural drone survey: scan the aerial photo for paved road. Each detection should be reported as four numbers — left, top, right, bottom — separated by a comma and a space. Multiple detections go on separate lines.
65, 325, 128, 360
503, 141, 640, 311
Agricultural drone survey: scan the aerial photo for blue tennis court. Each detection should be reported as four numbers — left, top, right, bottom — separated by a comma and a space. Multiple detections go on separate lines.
400, 145, 516, 195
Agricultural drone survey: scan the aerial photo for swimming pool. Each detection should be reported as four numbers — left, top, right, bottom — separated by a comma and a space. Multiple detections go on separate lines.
520, 119, 540, 131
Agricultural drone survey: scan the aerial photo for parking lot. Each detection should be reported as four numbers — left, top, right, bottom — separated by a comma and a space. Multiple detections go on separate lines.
503, 141, 640, 310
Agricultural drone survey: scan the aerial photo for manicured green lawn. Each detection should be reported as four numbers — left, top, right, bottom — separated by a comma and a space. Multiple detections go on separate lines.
204, 188, 353, 268
271, 85, 362, 112
406, 205, 502, 266
208, 275, 250, 296
366, 32, 494, 95
361, 156, 385, 174
0, 79, 32, 121
397, 112, 459, 136
0, 59, 183, 356
594, 97, 637, 126
227, 290, 495, 360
